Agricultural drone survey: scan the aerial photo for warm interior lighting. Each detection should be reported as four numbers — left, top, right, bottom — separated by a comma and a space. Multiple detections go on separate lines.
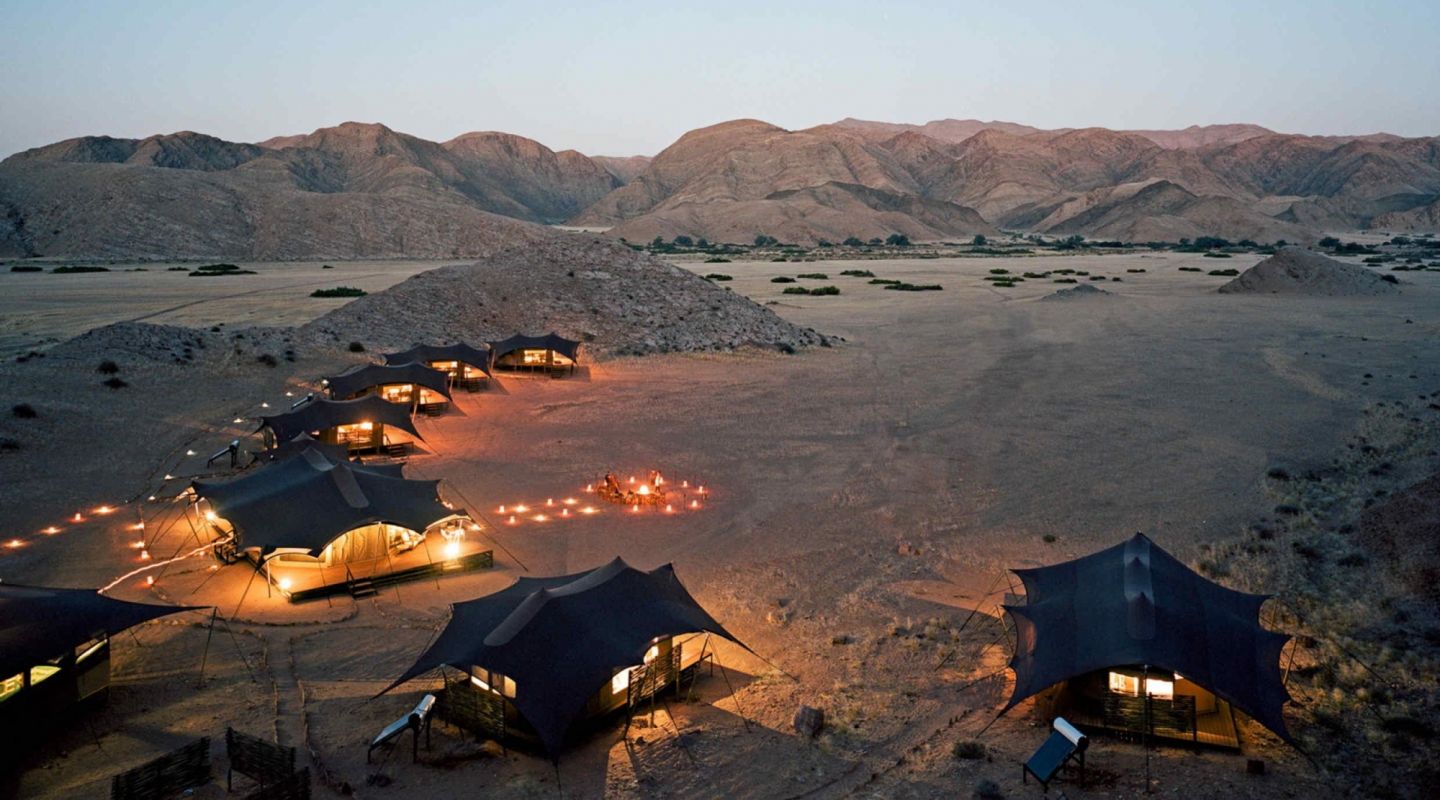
278, 578, 293, 592
644, 644, 660, 663
1145, 678, 1175, 700
204, 510, 217, 521
359, 421, 374, 431
443, 540, 461, 559
1109, 672, 1139, 696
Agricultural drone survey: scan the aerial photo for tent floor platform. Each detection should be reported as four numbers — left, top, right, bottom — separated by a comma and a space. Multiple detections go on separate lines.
263, 540, 494, 603
1064, 703, 1240, 749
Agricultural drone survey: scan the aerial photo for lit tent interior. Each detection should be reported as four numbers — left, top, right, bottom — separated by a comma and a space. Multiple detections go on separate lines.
384, 557, 747, 754
383, 343, 493, 390
1, 584, 196, 751
325, 362, 454, 413
488, 332, 581, 373
192, 444, 482, 601
1002, 533, 1294, 748
257, 395, 424, 454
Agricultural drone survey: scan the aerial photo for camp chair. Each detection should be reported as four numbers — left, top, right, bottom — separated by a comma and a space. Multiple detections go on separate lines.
368, 693, 436, 764
1022, 716, 1087, 791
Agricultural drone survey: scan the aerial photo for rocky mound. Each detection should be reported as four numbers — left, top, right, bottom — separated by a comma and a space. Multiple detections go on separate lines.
300, 237, 826, 356
1217, 247, 1400, 296
1357, 472, 1440, 605
1041, 283, 1113, 301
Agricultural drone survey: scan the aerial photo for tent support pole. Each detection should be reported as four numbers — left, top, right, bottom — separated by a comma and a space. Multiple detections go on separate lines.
198, 607, 218, 688
233, 561, 260, 619
713, 651, 751, 733
1143, 663, 1152, 794
422, 531, 441, 591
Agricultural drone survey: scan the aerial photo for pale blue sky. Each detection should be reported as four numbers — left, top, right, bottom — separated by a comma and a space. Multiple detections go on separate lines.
2, 0, 1437, 158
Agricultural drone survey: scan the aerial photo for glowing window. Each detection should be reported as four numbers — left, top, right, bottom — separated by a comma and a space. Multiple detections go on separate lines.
522, 349, 549, 365
30, 665, 60, 685
1108, 671, 1139, 696
1145, 678, 1175, 700
76, 637, 106, 662
381, 384, 413, 403
611, 667, 632, 695
0, 673, 22, 702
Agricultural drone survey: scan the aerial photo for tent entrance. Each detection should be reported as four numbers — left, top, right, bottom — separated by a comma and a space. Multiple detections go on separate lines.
264, 525, 493, 602
1042, 668, 1240, 749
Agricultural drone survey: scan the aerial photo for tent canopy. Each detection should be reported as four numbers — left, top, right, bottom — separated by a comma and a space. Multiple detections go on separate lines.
326, 362, 453, 402
1002, 533, 1293, 741
0, 584, 196, 677
257, 395, 423, 445
387, 557, 743, 754
488, 332, 581, 364
193, 446, 455, 555
384, 343, 492, 377
258, 434, 355, 468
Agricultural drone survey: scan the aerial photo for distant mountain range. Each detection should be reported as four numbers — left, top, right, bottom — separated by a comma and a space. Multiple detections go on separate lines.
2, 117, 1437, 258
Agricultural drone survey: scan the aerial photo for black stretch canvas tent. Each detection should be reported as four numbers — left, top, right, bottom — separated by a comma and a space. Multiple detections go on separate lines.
386, 557, 744, 754
193, 446, 452, 556
258, 434, 353, 466
384, 343, 492, 383
1002, 533, 1293, 744
1, 584, 194, 750
325, 362, 453, 406
488, 332, 581, 372
257, 395, 423, 452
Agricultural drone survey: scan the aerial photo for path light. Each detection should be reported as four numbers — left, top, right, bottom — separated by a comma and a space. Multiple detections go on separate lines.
533, 514, 548, 522
5, 539, 23, 549
163, 474, 174, 481
631, 504, 640, 513
514, 504, 529, 514
145, 576, 155, 586
96, 505, 114, 515
584, 484, 593, 493
690, 499, 701, 509
185, 449, 197, 456
498, 505, 507, 514
682, 480, 689, 488
546, 498, 554, 507
42, 526, 60, 535
233, 418, 245, 424
147, 495, 156, 501
698, 485, 707, 495
581, 506, 597, 515
665, 504, 674, 513
561, 508, 570, 517
260, 402, 270, 408
629, 476, 636, 484
139, 550, 151, 561
508, 515, 516, 525
204, 510, 217, 521
131, 540, 145, 549
132, 522, 145, 531
563, 497, 577, 505
285, 391, 294, 397
72, 513, 84, 523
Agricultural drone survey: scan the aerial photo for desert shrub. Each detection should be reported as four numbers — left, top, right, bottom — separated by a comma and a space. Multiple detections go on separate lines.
1023, 272, 1050, 279
672, 235, 694, 247
868, 278, 901, 285
754, 234, 779, 247
1267, 467, 1291, 481
771, 276, 796, 283
97, 360, 119, 374
842, 237, 865, 247
705, 273, 734, 281
1337, 552, 1368, 567
884, 283, 943, 291
770, 256, 788, 262
1053, 278, 1078, 284
9, 265, 42, 273
102, 377, 128, 389
52, 266, 109, 274
840, 269, 875, 277
1127, 268, 1146, 273
704, 257, 731, 263
348, 341, 366, 353
952, 740, 986, 760
166, 266, 188, 271
256, 353, 278, 367
12, 403, 37, 419
885, 233, 911, 246
190, 263, 256, 276
972, 234, 988, 246
972, 779, 1003, 800
1381, 274, 1399, 284
1204, 252, 1233, 259
1089, 275, 1106, 281
311, 286, 366, 298
797, 272, 829, 279
989, 268, 1010, 275
322, 264, 334, 269
990, 281, 1016, 288
1178, 266, 1202, 272
1042, 534, 1057, 543
783, 286, 840, 296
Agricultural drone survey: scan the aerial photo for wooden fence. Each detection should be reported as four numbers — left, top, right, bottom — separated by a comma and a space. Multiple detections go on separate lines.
226, 727, 296, 790
110, 737, 210, 800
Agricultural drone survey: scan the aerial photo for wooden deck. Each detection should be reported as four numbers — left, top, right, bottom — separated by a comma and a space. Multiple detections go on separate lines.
1066, 701, 1239, 749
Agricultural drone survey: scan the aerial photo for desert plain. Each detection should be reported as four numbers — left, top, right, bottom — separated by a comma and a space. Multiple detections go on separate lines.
1, 249, 1437, 799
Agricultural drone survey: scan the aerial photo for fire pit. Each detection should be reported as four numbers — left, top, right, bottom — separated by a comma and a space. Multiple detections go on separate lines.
587, 470, 708, 512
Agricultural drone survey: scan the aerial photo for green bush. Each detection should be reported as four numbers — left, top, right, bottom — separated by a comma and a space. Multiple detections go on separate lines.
839, 269, 875, 277
884, 283, 943, 291
1053, 278, 1078, 283
1208, 269, 1240, 276
311, 286, 367, 298
1178, 266, 1202, 272
842, 237, 865, 247
782, 285, 840, 296
989, 268, 1010, 275
705, 273, 734, 281
1203, 252, 1232, 259
52, 266, 109, 274
771, 276, 796, 283
952, 740, 986, 760
885, 233, 911, 246
9, 265, 42, 273
348, 341, 365, 353
796, 272, 829, 279
868, 278, 901, 285
704, 257, 731, 263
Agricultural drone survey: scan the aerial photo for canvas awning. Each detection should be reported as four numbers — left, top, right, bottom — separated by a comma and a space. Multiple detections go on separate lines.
386, 557, 744, 754
325, 362, 453, 402
488, 332, 581, 364
258, 434, 355, 468
0, 584, 196, 677
257, 395, 423, 445
193, 446, 457, 555
1002, 533, 1293, 741
383, 343, 492, 377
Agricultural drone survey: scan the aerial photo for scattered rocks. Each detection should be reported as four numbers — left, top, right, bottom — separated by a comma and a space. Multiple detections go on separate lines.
793, 705, 824, 738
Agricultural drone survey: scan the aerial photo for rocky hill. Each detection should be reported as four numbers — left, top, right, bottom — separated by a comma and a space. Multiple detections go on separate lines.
300, 236, 826, 355
1217, 246, 1400, 295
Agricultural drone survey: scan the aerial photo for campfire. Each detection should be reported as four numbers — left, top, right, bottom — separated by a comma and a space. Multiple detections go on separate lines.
587, 470, 707, 512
